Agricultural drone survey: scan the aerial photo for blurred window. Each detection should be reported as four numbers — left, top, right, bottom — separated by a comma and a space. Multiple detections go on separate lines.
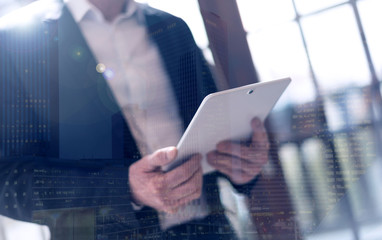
301, 5, 370, 93
294, 0, 348, 15
237, 0, 382, 237
358, 0, 382, 80
0, 0, 35, 17
247, 22, 316, 105
237, 0, 380, 104
236, 0, 295, 33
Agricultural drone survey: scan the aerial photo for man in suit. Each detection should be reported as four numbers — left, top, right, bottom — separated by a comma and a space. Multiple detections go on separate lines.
0, 0, 269, 239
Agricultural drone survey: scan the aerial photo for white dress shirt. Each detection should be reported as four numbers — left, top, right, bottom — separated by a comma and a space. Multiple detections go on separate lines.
65, 0, 209, 230
65, 0, 183, 157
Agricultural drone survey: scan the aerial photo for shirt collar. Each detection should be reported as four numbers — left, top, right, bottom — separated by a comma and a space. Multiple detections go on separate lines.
65, 0, 139, 23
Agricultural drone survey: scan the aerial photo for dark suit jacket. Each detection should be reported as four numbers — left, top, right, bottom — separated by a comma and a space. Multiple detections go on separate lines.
0, 1, 254, 239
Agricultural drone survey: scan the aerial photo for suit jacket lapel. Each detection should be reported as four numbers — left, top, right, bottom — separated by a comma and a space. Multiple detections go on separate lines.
143, 12, 199, 130
143, 9, 217, 130
57, 6, 141, 161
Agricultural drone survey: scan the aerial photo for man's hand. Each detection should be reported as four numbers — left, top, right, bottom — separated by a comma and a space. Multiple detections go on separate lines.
207, 117, 269, 185
129, 147, 203, 213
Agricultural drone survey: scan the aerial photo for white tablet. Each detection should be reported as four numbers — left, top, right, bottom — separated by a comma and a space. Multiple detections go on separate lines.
163, 77, 291, 174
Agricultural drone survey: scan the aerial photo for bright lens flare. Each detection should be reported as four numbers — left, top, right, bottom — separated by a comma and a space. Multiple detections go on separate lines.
96, 63, 106, 73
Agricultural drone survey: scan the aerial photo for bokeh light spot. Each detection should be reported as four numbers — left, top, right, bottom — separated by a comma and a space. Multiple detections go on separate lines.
96, 63, 106, 73
104, 69, 115, 80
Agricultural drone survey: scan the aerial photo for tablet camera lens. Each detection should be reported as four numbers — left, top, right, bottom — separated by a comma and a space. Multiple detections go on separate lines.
247, 90, 254, 95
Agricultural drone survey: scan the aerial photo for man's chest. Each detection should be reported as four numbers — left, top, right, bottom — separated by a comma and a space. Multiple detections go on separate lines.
78, 17, 184, 155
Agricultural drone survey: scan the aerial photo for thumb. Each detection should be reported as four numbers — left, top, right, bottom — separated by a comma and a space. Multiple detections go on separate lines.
144, 147, 178, 171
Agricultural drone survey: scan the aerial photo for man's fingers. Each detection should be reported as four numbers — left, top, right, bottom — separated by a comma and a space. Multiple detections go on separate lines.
164, 154, 202, 189
130, 147, 204, 212
163, 188, 202, 212
216, 140, 269, 161
171, 190, 202, 210
155, 165, 202, 212
215, 118, 269, 161
208, 160, 255, 185
206, 118, 270, 185
144, 147, 177, 171
207, 151, 266, 184
216, 141, 257, 161
251, 117, 269, 146
207, 151, 265, 173
251, 117, 263, 131
161, 192, 201, 213
166, 165, 202, 200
